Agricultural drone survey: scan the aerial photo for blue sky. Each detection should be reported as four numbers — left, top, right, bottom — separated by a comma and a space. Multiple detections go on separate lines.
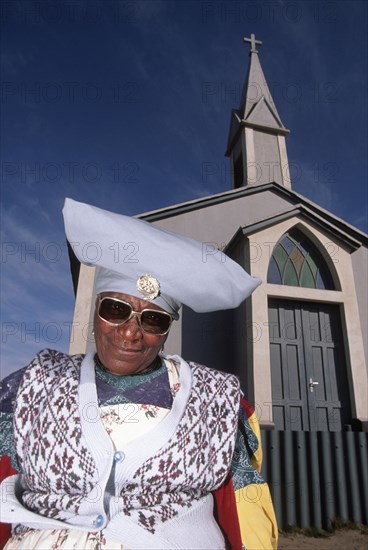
1, 0, 367, 377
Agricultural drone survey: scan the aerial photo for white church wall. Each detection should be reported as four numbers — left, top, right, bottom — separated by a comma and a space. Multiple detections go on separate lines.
227, 235, 254, 401
152, 190, 292, 244
351, 245, 368, 369
69, 264, 96, 355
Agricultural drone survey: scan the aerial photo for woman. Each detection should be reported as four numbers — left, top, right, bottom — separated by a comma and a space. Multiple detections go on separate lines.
0, 199, 278, 549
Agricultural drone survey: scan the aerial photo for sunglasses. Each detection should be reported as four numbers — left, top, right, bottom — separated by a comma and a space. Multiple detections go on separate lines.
97, 296, 172, 335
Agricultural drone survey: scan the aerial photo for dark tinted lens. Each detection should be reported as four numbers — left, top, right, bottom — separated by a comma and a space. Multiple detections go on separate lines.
99, 298, 131, 324
141, 310, 171, 334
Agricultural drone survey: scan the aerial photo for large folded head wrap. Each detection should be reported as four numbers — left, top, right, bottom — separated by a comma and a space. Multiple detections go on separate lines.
63, 198, 261, 319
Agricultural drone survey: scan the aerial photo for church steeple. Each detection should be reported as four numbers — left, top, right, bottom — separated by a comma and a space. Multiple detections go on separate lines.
226, 34, 291, 189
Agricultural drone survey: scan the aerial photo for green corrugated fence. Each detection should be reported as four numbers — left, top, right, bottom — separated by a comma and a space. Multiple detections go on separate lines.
261, 430, 368, 530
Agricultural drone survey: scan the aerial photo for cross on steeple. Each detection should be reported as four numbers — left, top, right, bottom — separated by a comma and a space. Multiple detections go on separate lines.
243, 33, 263, 54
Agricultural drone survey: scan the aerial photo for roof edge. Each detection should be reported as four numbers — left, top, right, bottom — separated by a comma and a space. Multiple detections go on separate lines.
234, 204, 362, 251
138, 183, 274, 221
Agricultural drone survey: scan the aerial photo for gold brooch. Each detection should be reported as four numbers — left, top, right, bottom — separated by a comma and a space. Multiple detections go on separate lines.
136, 274, 161, 300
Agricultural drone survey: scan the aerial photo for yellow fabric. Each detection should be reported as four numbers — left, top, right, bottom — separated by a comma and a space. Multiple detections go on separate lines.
248, 411, 263, 473
236, 409, 278, 549
235, 484, 278, 549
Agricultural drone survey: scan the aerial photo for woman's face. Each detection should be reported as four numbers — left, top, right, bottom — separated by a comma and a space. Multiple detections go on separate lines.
94, 292, 169, 376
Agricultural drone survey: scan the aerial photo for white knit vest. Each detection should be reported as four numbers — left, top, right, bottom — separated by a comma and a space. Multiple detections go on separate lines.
2, 349, 241, 549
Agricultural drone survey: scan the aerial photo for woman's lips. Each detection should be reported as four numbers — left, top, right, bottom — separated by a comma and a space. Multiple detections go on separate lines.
117, 346, 142, 354
110, 340, 142, 353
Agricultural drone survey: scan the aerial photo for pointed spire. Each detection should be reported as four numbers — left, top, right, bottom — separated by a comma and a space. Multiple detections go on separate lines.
225, 34, 291, 189
239, 33, 285, 129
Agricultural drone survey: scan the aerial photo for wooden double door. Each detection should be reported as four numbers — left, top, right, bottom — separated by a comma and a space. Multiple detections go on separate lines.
268, 299, 351, 431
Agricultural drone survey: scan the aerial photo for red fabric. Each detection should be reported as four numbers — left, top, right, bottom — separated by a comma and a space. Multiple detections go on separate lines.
212, 398, 256, 548
0, 456, 17, 550
213, 474, 242, 550
240, 396, 254, 419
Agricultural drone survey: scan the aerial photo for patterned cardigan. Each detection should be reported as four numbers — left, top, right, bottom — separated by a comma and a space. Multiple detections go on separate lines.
0, 349, 278, 549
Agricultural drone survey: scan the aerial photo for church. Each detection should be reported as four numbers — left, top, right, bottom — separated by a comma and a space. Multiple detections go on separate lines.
69, 34, 368, 529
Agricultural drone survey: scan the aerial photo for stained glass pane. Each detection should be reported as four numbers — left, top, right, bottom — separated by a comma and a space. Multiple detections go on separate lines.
273, 243, 288, 273
316, 270, 326, 290
267, 257, 282, 284
290, 247, 305, 277
283, 260, 298, 286
306, 254, 318, 278
300, 262, 315, 288
298, 240, 312, 256
282, 237, 295, 254
316, 267, 334, 290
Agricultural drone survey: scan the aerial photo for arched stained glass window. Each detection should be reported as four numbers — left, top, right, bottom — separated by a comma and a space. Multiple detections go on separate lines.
267, 229, 335, 290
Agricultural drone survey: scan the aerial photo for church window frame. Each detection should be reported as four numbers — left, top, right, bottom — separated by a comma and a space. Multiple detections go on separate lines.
267, 229, 336, 290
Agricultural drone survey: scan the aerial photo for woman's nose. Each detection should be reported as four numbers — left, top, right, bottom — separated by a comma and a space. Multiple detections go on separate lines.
116, 314, 143, 339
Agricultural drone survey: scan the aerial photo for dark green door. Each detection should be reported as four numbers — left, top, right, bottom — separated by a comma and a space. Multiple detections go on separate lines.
268, 300, 350, 431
